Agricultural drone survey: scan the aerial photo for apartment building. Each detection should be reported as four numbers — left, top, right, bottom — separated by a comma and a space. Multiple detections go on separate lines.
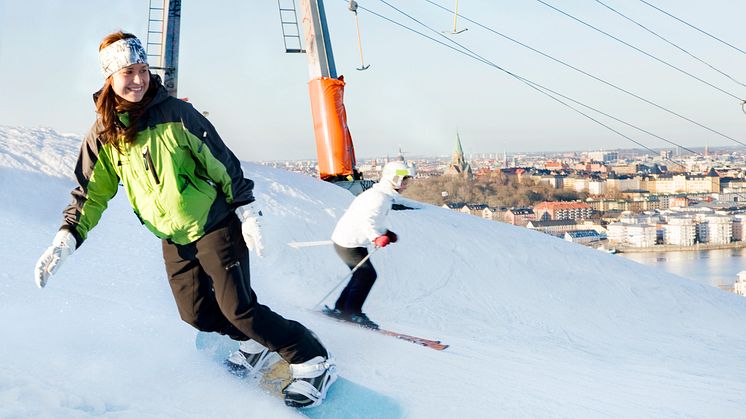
733, 215, 746, 241
506, 208, 536, 226
619, 211, 662, 225
606, 175, 641, 194
588, 179, 606, 195
641, 172, 720, 194
534, 201, 593, 221
586, 151, 618, 162
608, 223, 657, 247
570, 177, 588, 194
664, 217, 697, 246
697, 214, 733, 244
587, 199, 631, 212
526, 219, 579, 236
465, 204, 489, 219
557, 171, 720, 196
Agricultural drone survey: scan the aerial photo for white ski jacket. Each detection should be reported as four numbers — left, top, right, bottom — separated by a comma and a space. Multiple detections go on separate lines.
331, 182, 398, 248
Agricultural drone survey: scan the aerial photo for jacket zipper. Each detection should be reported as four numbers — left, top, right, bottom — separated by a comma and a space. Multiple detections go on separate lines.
142, 146, 161, 185
141, 146, 166, 216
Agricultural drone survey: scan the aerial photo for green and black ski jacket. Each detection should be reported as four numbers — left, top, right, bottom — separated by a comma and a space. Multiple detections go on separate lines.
61, 80, 255, 247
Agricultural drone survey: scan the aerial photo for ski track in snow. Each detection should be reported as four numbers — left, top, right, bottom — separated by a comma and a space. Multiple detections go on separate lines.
1, 126, 746, 418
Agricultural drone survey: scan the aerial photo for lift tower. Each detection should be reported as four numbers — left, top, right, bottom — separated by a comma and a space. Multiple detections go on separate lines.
146, 0, 181, 97
281, 0, 367, 193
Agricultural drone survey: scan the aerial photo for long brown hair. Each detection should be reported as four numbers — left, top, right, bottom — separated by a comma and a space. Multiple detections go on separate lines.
95, 31, 156, 148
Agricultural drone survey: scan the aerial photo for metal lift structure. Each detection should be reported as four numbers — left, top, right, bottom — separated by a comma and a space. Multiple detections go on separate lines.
145, 0, 181, 98
146, 0, 369, 194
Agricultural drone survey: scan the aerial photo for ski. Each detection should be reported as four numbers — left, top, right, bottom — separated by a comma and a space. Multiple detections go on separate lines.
319, 307, 449, 351
374, 328, 449, 351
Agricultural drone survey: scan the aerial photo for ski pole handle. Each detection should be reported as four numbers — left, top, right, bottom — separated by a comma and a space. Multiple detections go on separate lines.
312, 247, 378, 310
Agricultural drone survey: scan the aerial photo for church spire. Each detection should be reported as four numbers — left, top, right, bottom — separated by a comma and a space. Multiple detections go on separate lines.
454, 131, 464, 156
446, 130, 472, 178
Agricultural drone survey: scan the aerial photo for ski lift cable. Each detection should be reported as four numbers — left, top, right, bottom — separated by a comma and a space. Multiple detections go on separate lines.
528, 80, 702, 156
507, 67, 705, 159
522, 78, 731, 175
373, 0, 728, 153
520, 79, 687, 169
637, 0, 746, 57
365, 1, 714, 159
535, 0, 744, 102
516, 78, 720, 184
422, 0, 746, 148
593, 0, 746, 89
638, 0, 746, 112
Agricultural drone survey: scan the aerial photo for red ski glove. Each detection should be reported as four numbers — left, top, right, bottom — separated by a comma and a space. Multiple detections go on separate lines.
385, 230, 398, 243
373, 235, 391, 248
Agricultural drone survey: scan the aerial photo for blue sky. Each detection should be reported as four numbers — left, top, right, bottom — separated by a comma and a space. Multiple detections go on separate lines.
2, 0, 746, 161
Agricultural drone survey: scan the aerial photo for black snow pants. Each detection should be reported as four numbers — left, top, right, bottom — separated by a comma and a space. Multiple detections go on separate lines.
333, 243, 377, 315
162, 213, 326, 364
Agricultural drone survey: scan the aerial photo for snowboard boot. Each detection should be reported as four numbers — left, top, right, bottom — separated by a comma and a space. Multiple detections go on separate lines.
225, 339, 278, 378
283, 354, 338, 408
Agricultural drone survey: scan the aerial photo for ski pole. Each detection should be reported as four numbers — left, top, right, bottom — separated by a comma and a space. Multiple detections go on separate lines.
312, 247, 379, 310
287, 240, 333, 249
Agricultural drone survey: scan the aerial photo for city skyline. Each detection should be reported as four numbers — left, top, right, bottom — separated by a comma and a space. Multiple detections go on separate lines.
261, 142, 744, 163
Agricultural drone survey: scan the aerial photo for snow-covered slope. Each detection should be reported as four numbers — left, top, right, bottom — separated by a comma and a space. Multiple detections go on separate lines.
1, 126, 745, 418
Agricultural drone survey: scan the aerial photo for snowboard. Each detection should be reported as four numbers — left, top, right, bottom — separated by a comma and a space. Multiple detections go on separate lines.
195, 332, 403, 418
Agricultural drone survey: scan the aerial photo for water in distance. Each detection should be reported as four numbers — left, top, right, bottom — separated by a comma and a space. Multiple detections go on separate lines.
618, 247, 746, 290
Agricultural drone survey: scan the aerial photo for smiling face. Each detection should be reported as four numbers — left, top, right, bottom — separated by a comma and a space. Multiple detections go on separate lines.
110, 63, 150, 102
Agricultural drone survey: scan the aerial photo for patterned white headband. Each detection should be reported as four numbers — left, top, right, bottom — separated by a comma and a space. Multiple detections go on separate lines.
99, 38, 149, 78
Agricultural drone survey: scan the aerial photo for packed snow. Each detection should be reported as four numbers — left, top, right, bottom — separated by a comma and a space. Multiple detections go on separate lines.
1, 125, 745, 418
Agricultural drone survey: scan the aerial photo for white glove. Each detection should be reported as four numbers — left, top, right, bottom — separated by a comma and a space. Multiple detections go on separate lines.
235, 203, 264, 257
34, 230, 77, 288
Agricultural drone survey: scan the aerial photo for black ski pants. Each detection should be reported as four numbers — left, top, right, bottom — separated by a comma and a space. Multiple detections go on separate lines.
333, 244, 377, 314
162, 213, 325, 364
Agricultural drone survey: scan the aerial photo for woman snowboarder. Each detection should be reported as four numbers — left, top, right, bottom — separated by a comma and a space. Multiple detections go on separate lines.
33, 31, 335, 408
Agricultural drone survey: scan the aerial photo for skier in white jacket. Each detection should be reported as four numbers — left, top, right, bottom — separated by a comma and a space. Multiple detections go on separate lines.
326, 161, 414, 329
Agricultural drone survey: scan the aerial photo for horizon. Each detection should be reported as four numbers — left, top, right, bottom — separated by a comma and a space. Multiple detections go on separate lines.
259, 143, 745, 163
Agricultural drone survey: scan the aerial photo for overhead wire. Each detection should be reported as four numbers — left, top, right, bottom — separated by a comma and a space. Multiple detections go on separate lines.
336, 1, 489, 67
637, 0, 746, 57
361, 0, 695, 168
634, 0, 746, 115
519, 80, 688, 169
523, 80, 700, 158
534, 0, 745, 102
422, 0, 746, 148
593, 0, 746, 89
